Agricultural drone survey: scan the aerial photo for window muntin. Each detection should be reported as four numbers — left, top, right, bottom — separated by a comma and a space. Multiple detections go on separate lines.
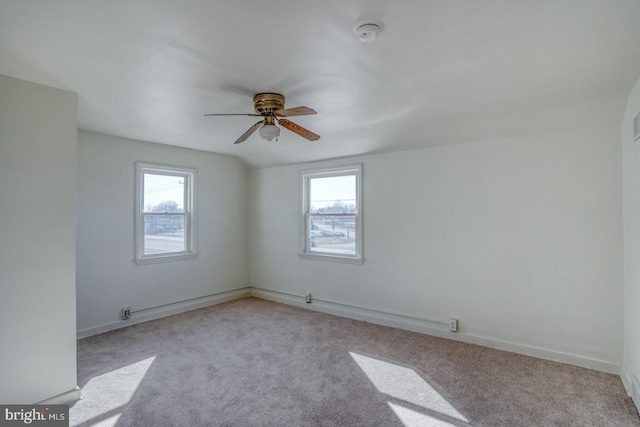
135, 163, 197, 265
300, 165, 362, 263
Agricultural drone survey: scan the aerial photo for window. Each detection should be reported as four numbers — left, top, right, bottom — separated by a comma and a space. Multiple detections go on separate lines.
299, 164, 363, 263
134, 162, 197, 265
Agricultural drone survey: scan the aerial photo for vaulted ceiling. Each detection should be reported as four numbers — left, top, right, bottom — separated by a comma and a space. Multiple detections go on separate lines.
1, 1, 639, 168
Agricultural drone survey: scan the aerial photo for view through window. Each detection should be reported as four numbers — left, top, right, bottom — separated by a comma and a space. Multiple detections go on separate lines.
143, 173, 187, 255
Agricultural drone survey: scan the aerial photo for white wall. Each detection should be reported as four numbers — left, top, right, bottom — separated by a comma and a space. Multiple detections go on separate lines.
0, 75, 78, 403
623, 77, 640, 402
76, 130, 249, 336
250, 127, 623, 371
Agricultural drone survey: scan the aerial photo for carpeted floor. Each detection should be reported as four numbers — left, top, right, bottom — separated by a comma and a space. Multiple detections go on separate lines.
70, 297, 640, 426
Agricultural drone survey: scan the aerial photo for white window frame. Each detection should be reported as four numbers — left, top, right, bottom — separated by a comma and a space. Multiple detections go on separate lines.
298, 164, 363, 264
134, 162, 198, 265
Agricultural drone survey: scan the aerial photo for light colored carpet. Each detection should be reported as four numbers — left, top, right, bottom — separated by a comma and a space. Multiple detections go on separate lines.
70, 297, 639, 426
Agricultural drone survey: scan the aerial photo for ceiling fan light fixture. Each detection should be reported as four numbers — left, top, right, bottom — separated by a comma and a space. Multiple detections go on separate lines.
259, 123, 280, 141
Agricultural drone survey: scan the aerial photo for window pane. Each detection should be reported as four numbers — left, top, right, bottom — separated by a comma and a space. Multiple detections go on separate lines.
143, 174, 185, 213
144, 214, 186, 255
308, 215, 357, 255
309, 175, 356, 214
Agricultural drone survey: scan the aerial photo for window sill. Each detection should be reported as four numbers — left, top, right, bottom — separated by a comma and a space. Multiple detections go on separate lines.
298, 252, 363, 265
134, 252, 198, 266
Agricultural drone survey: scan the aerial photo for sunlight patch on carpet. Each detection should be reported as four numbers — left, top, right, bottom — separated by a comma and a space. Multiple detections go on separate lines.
350, 352, 469, 425
70, 356, 155, 426
388, 402, 462, 427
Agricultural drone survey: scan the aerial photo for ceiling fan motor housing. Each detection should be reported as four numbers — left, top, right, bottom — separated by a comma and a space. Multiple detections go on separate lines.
253, 93, 285, 114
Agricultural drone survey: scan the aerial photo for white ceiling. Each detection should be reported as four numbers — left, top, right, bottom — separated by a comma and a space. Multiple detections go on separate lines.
1, 1, 639, 168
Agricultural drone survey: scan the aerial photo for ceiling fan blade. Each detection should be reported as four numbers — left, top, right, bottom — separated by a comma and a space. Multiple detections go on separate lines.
217, 83, 259, 97
234, 120, 263, 144
278, 119, 320, 141
204, 113, 261, 117
275, 106, 317, 117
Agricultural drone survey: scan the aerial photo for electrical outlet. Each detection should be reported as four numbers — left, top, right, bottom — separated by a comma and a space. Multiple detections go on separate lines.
449, 318, 459, 332
122, 307, 131, 320
305, 293, 312, 303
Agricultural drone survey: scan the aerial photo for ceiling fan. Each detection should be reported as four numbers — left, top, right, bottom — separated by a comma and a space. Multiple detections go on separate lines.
204, 93, 320, 144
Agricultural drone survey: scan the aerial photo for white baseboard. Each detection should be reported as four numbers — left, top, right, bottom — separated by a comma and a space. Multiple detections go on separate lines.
37, 387, 81, 406
77, 288, 251, 339
622, 365, 640, 412
636, 376, 640, 411
621, 365, 633, 396
251, 287, 620, 375
75, 286, 621, 375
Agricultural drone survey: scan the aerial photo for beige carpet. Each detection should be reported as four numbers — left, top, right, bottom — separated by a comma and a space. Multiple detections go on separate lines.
70, 297, 639, 426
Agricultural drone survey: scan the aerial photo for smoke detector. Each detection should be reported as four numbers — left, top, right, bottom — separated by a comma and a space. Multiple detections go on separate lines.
354, 20, 384, 43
